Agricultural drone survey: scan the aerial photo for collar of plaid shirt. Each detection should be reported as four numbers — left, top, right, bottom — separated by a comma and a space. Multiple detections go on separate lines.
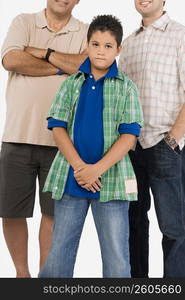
43, 69, 144, 202
136, 11, 170, 35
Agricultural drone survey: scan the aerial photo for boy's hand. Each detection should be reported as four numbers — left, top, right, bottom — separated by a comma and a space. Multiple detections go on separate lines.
81, 179, 102, 193
74, 164, 103, 193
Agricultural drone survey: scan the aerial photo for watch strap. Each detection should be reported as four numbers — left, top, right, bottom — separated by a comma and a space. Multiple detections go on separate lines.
164, 133, 178, 149
45, 48, 55, 62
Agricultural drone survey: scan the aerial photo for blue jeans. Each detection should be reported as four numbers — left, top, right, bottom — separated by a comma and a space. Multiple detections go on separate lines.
129, 140, 185, 278
39, 194, 130, 278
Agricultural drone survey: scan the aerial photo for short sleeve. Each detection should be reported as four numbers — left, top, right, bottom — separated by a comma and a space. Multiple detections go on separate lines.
1, 14, 29, 59
120, 80, 144, 127
118, 122, 141, 136
79, 24, 88, 54
47, 118, 68, 130
48, 76, 73, 122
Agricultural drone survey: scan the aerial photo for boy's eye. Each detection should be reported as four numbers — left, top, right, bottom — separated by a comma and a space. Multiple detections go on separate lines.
92, 42, 99, 47
105, 45, 112, 48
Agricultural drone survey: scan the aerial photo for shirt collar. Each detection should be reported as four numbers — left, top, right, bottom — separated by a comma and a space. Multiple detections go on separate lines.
135, 11, 171, 35
35, 9, 80, 34
79, 57, 118, 79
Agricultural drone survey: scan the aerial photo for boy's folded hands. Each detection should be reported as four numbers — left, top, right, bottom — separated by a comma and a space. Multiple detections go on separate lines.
74, 164, 103, 193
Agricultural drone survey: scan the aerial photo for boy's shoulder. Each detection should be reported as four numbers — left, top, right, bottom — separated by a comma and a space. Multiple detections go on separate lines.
64, 71, 84, 84
116, 71, 138, 91
58, 72, 84, 91
116, 70, 130, 81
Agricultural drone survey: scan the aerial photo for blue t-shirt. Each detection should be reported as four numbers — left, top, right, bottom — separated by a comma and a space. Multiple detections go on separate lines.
48, 58, 141, 199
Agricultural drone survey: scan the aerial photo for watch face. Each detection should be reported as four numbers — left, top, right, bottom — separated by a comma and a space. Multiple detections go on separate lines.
164, 135, 178, 148
169, 138, 176, 146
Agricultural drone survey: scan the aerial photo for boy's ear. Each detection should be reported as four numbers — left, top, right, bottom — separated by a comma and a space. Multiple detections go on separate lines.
85, 41, 89, 54
116, 45, 122, 56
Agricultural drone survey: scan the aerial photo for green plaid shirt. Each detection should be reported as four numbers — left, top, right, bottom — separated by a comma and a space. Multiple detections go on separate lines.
43, 70, 144, 202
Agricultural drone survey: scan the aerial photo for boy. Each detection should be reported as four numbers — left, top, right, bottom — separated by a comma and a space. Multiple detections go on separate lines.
39, 15, 143, 278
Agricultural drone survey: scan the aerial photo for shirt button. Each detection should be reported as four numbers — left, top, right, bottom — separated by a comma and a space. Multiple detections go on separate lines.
92, 86, 95, 90
54, 186, 58, 190
90, 75, 93, 78
76, 90, 79, 93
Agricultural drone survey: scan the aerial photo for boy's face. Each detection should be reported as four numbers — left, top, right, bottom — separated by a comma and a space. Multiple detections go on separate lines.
87, 30, 121, 74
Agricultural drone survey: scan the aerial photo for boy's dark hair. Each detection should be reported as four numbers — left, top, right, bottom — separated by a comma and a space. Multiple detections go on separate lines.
87, 15, 123, 47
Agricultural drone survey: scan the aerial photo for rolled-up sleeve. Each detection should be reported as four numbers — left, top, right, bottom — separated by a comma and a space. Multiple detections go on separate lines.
47, 117, 67, 130
118, 122, 141, 136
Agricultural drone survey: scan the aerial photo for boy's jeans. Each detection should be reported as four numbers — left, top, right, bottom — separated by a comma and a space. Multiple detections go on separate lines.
39, 194, 130, 278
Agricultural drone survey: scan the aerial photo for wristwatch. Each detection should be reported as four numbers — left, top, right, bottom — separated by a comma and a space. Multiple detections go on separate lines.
45, 48, 55, 62
164, 133, 178, 149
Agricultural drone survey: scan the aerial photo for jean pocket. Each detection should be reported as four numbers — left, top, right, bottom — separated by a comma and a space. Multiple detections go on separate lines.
163, 139, 181, 157
149, 139, 182, 179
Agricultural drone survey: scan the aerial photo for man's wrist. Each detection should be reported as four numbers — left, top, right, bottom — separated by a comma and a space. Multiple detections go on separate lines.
164, 132, 178, 149
44, 48, 55, 62
42, 49, 48, 59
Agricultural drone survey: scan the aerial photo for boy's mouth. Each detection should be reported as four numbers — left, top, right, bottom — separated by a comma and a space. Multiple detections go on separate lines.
95, 58, 106, 61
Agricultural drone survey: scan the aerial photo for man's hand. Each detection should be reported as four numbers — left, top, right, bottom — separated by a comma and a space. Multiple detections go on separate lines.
25, 47, 47, 59
74, 164, 103, 193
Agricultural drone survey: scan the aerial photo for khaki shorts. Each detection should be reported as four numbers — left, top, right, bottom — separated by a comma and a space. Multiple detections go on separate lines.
0, 142, 57, 218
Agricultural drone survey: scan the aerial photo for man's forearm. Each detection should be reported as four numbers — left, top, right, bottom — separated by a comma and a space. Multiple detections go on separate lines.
169, 102, 185, 142
2, 49, 58, 76
48, 50, 88, 74
96, 134, 136, 174
24, 46, 87, 75
53, 127, 84, 170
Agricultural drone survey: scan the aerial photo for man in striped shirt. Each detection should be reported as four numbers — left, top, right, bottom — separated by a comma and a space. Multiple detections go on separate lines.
119, 0, 185, 278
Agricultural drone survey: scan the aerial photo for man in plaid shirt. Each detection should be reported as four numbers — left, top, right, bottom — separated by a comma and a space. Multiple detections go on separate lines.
39, 15, 143, 278
119, 0, 185, 278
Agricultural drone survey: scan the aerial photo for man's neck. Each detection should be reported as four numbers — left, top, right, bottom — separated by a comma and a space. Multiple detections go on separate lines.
45, 9, 71, 32
142, 11, 164, 27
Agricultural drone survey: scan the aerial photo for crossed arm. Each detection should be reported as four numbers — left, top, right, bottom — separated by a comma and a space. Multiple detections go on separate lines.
53, 127, 136, 192
2, 47, 87, 76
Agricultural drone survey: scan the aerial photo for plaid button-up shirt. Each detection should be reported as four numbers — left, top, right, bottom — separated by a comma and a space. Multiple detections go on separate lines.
119, 13, 185, 149
43, 70, 144, 202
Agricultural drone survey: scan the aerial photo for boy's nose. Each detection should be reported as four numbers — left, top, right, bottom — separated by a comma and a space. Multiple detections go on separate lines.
97, 47, 105, 55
